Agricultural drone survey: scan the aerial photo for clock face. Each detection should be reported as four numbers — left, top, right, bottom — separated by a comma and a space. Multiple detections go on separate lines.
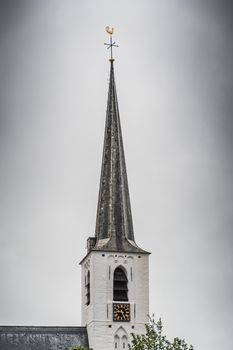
113, 303, 130, 322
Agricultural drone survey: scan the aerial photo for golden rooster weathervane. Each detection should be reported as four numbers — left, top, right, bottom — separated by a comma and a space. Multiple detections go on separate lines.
104, 26, 119, 61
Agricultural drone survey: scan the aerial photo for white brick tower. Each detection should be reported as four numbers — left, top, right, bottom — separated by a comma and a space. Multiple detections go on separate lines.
80, 43, 150, 350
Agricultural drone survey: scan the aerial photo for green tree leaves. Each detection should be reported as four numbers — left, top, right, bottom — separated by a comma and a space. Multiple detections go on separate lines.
129, 317, 193, 350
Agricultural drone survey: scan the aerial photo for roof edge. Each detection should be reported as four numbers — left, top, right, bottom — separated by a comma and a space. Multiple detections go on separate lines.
80, 248, 151, 264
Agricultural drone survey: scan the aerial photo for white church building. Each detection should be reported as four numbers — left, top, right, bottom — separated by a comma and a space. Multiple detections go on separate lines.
0, 40, 150, 350
80, 56, 150, 350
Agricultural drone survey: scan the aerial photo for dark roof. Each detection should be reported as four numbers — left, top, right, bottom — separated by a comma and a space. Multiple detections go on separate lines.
0, 326, 88, 350
94, 60, 148, 254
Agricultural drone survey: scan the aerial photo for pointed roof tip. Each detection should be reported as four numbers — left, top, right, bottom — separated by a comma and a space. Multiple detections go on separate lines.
93, 52, 149, 255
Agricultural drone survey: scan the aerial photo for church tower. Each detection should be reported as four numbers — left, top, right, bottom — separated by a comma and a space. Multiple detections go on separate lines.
80, 32, 150, 350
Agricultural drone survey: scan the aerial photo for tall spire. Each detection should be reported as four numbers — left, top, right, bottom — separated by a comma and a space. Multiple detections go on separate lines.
94, 59, 146, 253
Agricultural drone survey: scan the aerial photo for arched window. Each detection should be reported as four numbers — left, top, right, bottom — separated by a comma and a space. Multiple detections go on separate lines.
114, 326, 128, 350
122, 335, 127, 349
85, 270, 90, 305
113, 267, 128, 301
114, 335, 120, 349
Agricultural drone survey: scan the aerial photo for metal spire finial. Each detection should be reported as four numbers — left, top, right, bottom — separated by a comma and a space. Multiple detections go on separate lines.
104, 26, 119, 61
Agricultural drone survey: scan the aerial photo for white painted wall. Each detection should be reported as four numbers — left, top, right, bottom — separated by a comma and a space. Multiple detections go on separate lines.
81, 250, 149, 350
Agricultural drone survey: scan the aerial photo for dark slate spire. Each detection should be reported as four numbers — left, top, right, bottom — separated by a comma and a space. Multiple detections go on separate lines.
93, 60, 147, 254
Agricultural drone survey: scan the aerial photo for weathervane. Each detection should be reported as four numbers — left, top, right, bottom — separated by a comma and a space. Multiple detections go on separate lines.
104, 26, 119, 61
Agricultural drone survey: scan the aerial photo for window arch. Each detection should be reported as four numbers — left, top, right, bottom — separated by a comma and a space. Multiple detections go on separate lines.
114, 326, 128, 350
113, 267, 128, 301
114, 335, 120, 349
122, 335, 128, 349
85, 270, 90, 305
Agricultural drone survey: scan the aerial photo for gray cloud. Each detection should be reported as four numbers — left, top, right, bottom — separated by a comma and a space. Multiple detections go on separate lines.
0, 1, 232, 349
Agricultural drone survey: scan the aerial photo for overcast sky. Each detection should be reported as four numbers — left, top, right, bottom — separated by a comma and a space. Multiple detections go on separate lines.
0, 1, 233, 349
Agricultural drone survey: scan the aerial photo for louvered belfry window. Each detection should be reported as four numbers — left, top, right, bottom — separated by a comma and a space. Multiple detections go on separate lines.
86, 270, 90, 305
113, 267, 128, 301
